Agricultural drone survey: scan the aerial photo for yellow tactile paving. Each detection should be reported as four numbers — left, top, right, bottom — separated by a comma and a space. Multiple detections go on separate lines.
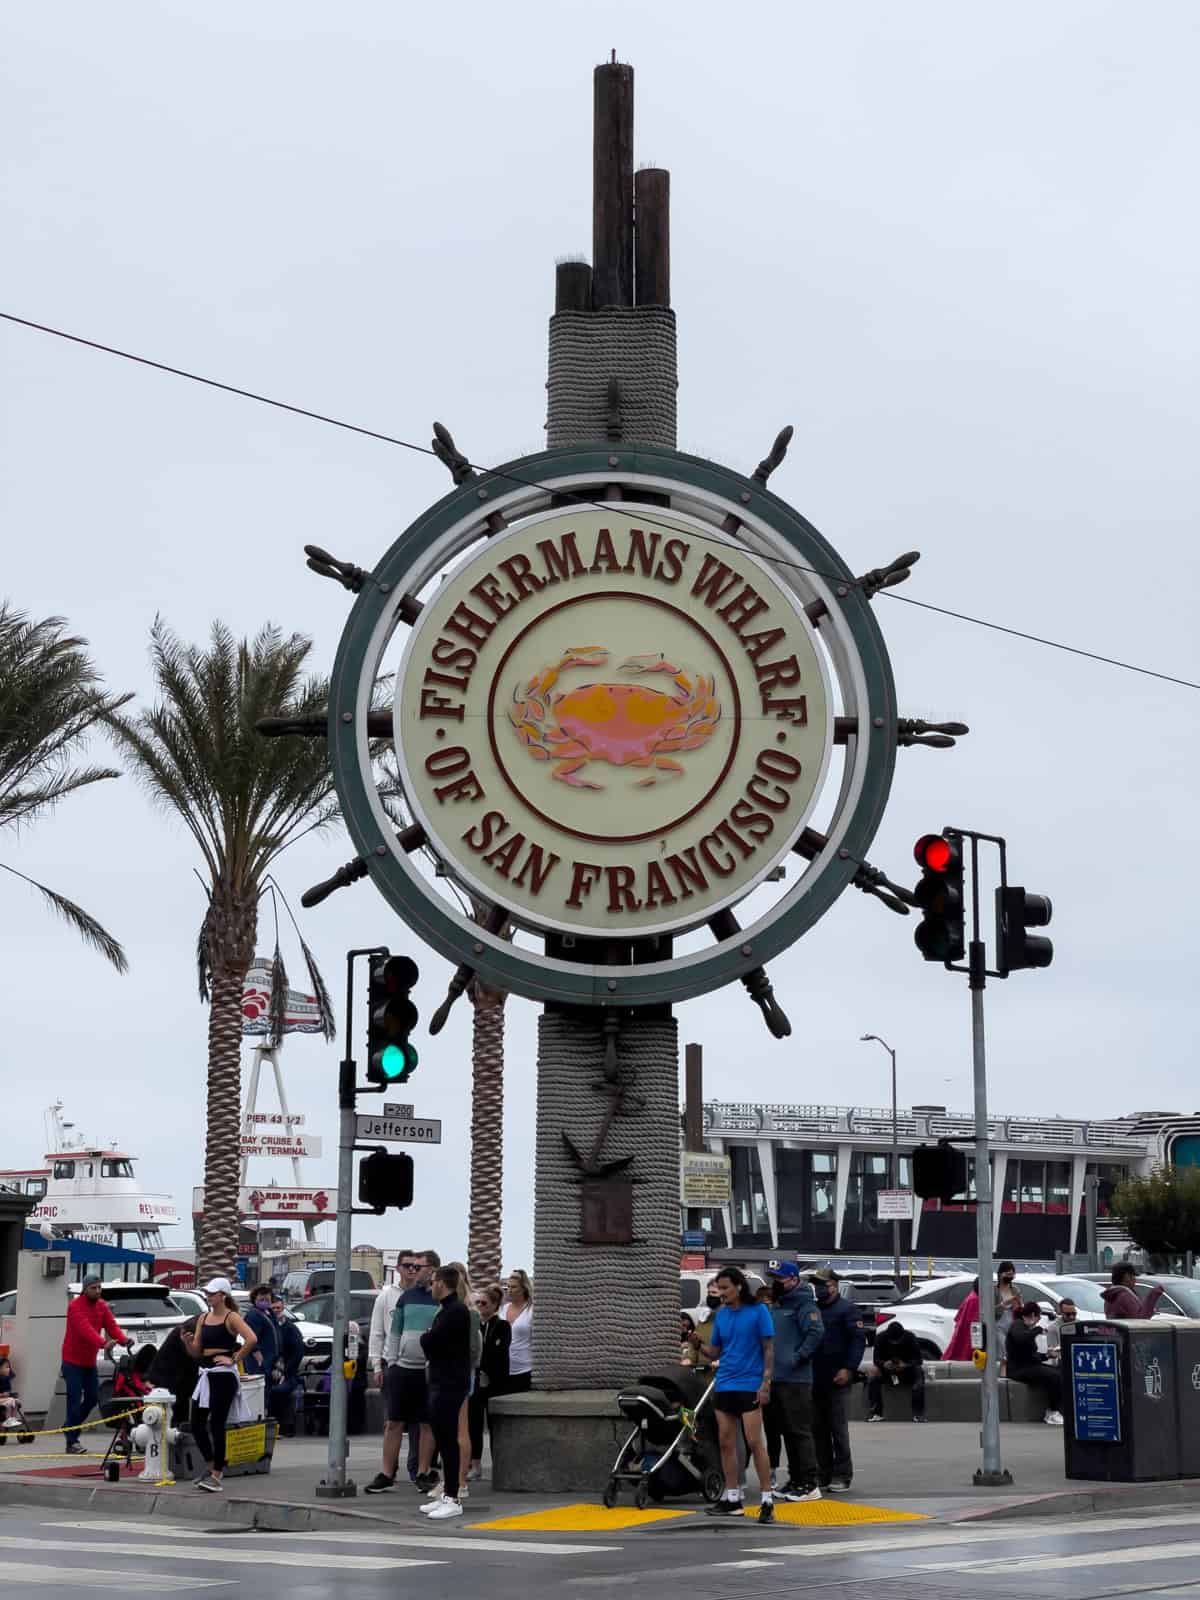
471, 1498, 927, 1532
471, 1503, 692, 1532
758, 1500, 927, 1526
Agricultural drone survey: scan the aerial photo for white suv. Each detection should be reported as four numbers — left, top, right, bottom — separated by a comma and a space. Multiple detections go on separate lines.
876, 1272, 1115, 1357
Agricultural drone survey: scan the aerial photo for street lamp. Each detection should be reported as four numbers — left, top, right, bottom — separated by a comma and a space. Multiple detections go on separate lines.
860, 1034, 902, 1288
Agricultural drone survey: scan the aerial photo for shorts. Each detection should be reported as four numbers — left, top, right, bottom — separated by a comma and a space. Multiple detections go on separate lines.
384, 1364, 427, 1426
713, 1389, 762, 1416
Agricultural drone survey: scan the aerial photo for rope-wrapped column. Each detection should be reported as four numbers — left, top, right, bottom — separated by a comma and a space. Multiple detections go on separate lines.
531, 1012, 680, 1388
546, 307, 677, 449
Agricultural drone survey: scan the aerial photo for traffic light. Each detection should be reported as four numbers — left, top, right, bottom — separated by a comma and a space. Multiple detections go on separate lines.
358, 1149, 413, 1213
366, 953, 420, 1085
912, 832, 965, 963
995, 886, 1053, 974
912, 1140, 969, 1203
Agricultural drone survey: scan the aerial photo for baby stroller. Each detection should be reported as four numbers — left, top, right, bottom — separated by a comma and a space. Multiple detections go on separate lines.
0, 1352, 34, 1446
100, 1343, 155, 1481
603, 1369, 724, 1508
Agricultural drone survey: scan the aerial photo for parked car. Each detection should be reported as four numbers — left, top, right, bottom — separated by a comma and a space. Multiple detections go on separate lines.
1060, 1273, 1200, 1319
877, 1272, 1115, 1358
281, 1268, 375, 1303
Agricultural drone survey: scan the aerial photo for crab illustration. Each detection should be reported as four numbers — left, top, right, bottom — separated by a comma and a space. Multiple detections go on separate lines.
507, 646, 721, 789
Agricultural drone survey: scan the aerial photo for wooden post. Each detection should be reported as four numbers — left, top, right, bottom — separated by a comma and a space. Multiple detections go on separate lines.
592, 60, 634, 308
634, 167, 670, 308
684, 1042, 703, 1151
555, 259, 593, 311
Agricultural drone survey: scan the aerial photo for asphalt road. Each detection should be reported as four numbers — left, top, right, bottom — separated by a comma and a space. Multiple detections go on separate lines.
3, 1503, 1200, 1599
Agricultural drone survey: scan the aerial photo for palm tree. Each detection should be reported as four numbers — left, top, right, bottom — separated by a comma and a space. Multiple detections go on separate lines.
109, 619, 338, 1278
0, 604, 129, 970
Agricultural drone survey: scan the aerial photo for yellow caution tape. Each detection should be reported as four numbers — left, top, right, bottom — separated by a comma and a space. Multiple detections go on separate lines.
1, 1405, 144, 1440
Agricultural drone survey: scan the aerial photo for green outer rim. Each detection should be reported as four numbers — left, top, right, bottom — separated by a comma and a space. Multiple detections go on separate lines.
328, 444, 898, 1007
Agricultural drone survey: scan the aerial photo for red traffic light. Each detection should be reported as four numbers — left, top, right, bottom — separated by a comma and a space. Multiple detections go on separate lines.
914, 833, 954, 872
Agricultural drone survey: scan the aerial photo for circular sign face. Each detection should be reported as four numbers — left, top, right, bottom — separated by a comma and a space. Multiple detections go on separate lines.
395, 505, 832, 938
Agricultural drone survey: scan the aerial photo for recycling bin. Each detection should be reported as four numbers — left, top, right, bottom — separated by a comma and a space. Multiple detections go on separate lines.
1170, 1320, 1200, 1477
1063, 1319, 1179, 1482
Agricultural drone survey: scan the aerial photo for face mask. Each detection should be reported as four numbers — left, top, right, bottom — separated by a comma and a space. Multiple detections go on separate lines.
255, 1298, 270, 1309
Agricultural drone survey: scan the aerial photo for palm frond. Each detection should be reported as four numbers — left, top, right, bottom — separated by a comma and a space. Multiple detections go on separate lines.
297, 934, 336, 1042
1, 860, 128, 973
196, 901, 215, 1002
268, 940, 290, 1048
266, 876, 337, 1043
0, 603, 131, 834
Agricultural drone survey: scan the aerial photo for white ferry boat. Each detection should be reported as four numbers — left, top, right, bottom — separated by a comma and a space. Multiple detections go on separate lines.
0, 1103, 178, 1252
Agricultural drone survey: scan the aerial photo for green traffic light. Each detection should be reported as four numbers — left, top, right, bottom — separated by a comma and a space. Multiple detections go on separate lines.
380, 1042, 418, 1082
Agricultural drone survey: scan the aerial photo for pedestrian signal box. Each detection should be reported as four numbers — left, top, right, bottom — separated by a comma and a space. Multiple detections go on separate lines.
912, 1140, 969, 1204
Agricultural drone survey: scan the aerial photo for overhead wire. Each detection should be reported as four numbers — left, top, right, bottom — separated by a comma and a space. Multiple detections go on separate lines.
3, 308, 1197, 694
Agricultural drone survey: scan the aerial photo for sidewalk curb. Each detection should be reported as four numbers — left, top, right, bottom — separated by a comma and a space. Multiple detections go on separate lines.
947, 1480, 1200, 1523
0, 1475, 484, 1535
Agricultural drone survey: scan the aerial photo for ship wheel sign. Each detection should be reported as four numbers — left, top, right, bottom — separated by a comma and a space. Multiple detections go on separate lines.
297, 439, 964, 1033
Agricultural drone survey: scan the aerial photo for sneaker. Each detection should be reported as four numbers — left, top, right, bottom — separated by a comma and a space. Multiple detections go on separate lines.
418, 1495, 444, 1515
705, 1498, 745, 1517
828, 1477, 852, 1492
467, 1463, 483, 1482
364, 1472, 396, 1494
912, 1415, 927, 1424
782, 1484, 822, 1502
1043, 1410, 1064, 1426
457, 1485, 469, 1501
758, 1499, 775, 1524
195, 1475, 222, 1493
427, 1497, 464, 1520
64, 1442, 88, 1456
866, 1411, 884, 1423
415, 1470, 440, 1493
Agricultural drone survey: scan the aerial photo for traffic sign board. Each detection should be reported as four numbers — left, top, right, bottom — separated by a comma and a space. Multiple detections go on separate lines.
355, 1113, 442, 1145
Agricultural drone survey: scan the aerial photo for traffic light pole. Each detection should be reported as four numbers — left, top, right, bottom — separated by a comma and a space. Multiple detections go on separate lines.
969, 937, 1010, 1486
316, 944, 387, 1500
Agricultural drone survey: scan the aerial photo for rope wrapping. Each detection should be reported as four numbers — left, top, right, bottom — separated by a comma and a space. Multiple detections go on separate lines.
546, 308, 678, 449
530, 1012, 680, 1389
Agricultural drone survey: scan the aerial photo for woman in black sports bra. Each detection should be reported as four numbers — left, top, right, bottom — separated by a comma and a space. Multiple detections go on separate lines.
181, 1278, 256, 1491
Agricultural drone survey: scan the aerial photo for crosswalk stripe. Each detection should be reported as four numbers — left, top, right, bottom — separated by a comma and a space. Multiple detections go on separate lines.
0, 1564, 229, 1591
760, 1510, 1200, 1558
0, 1535, 442, 1571
49, 1519, 622, 1557
570, 1558, 782, 1585
914, 1536, 1200, 1577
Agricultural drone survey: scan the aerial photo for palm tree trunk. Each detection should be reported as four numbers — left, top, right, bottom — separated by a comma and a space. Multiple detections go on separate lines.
198, 967, 246, 1279
467, 994, 506, 1286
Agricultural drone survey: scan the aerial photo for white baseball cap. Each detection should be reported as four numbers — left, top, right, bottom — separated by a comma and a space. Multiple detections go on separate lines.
203, 1277, 233, 1295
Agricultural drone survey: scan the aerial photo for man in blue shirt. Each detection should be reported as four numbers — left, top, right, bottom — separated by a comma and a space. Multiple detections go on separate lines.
689, 1267, 776, 1522
810, 1268, 866, 1491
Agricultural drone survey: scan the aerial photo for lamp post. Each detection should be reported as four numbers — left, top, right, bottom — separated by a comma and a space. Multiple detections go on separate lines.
860, 1034, 902, 1287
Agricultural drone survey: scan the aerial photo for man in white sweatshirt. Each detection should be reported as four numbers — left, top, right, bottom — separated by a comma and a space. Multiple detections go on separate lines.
364, 1250, 423, 1493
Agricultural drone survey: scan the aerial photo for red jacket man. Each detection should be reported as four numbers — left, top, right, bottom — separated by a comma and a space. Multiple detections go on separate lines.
59, 1275, 128, 1454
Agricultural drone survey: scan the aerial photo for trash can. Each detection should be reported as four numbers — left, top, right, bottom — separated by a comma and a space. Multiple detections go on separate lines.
1063, 1319, 1178, 1482
1170, 1320, 1200, 1477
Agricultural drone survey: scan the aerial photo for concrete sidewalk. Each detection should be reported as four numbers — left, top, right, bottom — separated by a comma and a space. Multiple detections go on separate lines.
3, 1423, 1199, 1533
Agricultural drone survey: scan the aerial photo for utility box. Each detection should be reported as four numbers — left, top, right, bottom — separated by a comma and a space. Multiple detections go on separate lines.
6, 1251, 72, 1429
1063, 1320, 1180, 1482
1169, 1321, 1200, 1478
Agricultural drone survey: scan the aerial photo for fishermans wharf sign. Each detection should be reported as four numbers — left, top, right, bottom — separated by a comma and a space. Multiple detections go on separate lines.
325, 445, 899, 1010
397, 508, 831, 937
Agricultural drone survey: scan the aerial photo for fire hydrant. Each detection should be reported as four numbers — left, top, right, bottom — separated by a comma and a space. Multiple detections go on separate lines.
131, 1387, 178, 1483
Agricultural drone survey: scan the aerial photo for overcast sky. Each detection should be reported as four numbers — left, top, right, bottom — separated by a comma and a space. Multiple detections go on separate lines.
3, 3, 1198, 1272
